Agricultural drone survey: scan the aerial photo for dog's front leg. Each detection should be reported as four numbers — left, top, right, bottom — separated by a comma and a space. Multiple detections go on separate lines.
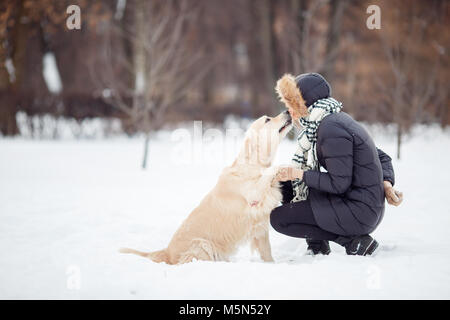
245, 166, 279, 207
251, 226, 274, 262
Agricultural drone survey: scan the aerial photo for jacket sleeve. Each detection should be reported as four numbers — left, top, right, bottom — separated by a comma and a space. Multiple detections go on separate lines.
303, 125, 353, 195
377, 148, 395, 186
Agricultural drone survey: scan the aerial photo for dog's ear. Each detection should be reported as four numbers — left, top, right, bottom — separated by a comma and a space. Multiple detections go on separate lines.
244, 133, 263, 165
257, 129, 277, 167
243, 129, 274, 167
232, 135, 253, 167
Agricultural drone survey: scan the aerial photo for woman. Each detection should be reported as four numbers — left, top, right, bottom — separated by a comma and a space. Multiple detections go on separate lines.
270, 73, 403, 256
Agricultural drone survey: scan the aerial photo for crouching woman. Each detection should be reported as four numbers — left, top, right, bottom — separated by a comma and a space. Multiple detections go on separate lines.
270, 73, 403, 256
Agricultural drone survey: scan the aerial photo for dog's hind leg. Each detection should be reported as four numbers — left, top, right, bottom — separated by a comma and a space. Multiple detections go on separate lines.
178, 239, 224, 264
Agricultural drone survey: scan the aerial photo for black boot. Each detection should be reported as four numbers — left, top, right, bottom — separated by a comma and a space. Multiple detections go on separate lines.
336, 235, 379, 256
306, 239, 331, 255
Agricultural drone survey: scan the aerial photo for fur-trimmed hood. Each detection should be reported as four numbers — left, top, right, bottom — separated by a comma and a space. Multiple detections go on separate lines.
275, 73, 331, 116
275, 74, 308, 118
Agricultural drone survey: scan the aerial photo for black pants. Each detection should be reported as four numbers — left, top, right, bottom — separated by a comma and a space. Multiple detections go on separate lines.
270, 182, 339, 241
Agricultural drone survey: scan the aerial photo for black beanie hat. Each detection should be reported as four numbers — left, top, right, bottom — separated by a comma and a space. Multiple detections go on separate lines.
294, 73, 331, 107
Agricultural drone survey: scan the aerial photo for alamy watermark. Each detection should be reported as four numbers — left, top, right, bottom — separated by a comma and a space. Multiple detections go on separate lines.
366, 264, 381, 290
366, 5, 381, 30
168, 120, 286, 166
170, 121, 245, 166
66, 5, 81, 30
64, 4, 380, 31
66, 265, 81, 290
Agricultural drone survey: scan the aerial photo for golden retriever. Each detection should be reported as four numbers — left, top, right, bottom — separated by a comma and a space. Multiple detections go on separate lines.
120, 111, 292, 264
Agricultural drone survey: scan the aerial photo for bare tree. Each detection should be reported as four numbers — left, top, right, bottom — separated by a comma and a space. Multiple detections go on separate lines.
93, 0, 204, 169
376, 1, 443, 159
287, 0, 343, 74
321, 0, 350, 83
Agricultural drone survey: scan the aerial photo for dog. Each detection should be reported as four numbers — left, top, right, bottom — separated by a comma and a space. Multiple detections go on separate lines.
120, 111, 292, 264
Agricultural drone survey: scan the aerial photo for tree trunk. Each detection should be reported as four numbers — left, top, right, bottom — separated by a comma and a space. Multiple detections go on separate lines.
259, 0, 278, 114
0, 49, 16, 135
439, 92, 449, 128
396, 123, 402, 160
291, 0, 307, 73
0, 0, 29, 136
141, 132, 150, 169
322, 0, 348, 83
134, 0, 150, 169
133, 0, 147, 97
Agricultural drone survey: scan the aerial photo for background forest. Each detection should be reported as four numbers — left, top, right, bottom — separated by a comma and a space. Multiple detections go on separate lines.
0, 0, 448, 160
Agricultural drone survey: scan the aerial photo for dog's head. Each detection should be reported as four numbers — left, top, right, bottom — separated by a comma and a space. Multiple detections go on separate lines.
236, 111, 292, 167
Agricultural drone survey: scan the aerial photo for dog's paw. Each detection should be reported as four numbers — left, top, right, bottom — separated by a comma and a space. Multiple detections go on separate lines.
263, 166, 280, 178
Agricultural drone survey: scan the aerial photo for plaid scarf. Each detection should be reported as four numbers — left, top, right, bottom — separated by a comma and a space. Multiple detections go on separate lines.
291, 97, 343, 202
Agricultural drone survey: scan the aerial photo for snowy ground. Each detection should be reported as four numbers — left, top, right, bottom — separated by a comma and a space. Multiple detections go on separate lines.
1, 123, 450, 299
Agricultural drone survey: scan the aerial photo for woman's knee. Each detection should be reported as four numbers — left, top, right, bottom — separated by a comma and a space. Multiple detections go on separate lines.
270, 207, 284, 232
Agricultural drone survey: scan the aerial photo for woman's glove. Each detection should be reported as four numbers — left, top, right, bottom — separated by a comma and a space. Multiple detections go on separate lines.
276, 166, 304, 182
384, 181, 403, 206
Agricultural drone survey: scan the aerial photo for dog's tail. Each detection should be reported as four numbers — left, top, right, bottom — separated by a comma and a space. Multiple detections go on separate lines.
119, 247, 170, 264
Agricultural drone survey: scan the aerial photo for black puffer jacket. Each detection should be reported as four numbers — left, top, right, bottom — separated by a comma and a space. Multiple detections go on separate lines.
302, 112, 395, 236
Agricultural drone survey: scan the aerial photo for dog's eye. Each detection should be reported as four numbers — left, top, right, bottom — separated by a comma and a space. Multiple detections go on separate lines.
265, 118, 271, 123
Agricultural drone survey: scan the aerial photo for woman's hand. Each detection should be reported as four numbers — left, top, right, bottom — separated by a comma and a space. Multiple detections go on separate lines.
384, 181, 403, 206
276, 166, 304, 182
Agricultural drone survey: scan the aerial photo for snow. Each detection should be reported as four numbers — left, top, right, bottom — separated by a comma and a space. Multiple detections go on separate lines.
0, 124, 449, 299
42, 52, 62, 94
115, 0, 127, 20
15, 112, 123, 139
4, 58, 16, 83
